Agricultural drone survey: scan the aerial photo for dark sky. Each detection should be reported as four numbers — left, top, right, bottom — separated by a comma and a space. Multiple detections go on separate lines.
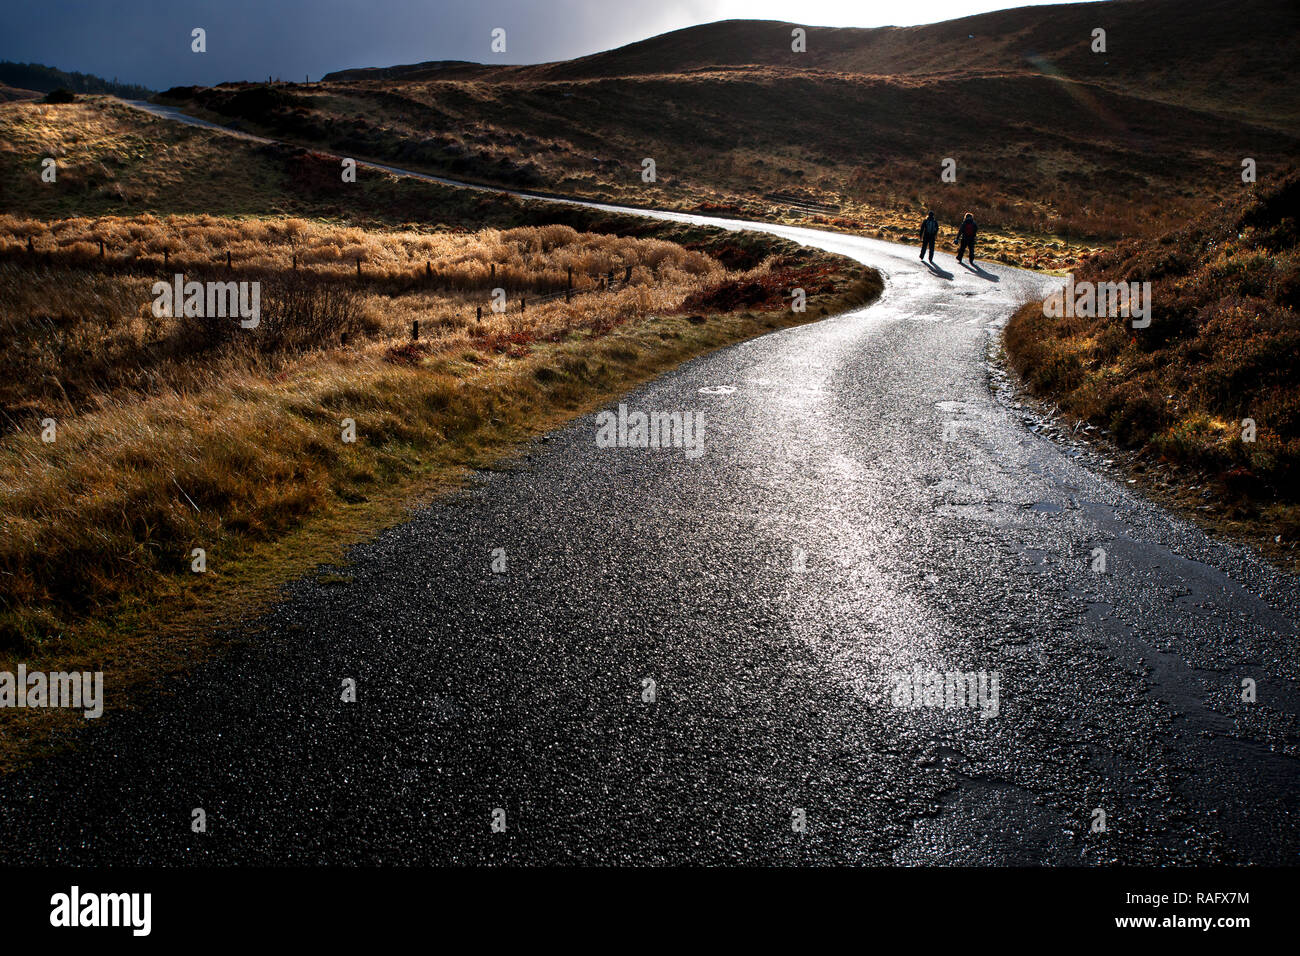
0, 0, 1088, 91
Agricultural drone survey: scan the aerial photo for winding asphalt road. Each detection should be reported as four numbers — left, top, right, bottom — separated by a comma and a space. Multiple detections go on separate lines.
0, 103, 1297, 865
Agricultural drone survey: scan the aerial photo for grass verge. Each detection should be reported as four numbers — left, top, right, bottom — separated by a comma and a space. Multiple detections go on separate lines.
1004, 172, 1299, 567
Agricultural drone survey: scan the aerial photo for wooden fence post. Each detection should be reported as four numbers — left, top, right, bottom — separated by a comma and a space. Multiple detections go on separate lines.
226, 250, 232, 270
566, 267, 572, 302
412, 320, 419, 341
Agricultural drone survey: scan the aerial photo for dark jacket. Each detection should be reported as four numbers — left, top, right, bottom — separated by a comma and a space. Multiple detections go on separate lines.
960, 218, 977, 239
920, 216, 939, 237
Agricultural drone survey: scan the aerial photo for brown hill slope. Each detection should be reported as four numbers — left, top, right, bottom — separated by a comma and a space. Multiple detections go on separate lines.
325, 0, 1300, 129
0, 83, 40, 103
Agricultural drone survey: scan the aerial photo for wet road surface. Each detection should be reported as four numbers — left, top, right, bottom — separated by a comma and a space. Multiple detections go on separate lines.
0, 103, 1296, 865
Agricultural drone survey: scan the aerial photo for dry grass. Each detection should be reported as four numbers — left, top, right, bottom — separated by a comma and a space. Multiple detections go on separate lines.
0, 214, 721, 412
1004, 172, 1300, 555
0, 98, 568, 232
0, 98, 290, 214
0, 212, 718, 286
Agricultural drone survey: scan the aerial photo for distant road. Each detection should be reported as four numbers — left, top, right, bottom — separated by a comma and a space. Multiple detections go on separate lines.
0, 100, 1293, 864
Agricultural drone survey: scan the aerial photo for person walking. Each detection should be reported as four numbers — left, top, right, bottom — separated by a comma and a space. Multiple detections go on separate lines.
918, 211, 939, 263
955, 213, 978, 265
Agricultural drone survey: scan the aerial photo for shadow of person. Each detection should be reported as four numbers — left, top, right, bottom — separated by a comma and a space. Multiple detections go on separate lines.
960, 260, 999, 282
924, 259, 953, 280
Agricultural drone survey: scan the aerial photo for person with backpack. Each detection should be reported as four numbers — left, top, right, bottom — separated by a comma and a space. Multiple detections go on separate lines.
955, 213, 978, 265
918, 211, 939, 263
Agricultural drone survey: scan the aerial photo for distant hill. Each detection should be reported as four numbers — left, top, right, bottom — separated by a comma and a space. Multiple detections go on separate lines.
324, 0, 1300, 130
0, 83, 41, 103
0, 61, 152, 99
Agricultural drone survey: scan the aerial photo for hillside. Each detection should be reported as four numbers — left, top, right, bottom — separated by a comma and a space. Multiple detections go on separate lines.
1005, 172, 1300, 548
325, 0, 1300, 130
162, 1, 1300, 267
0, 83, 39, 103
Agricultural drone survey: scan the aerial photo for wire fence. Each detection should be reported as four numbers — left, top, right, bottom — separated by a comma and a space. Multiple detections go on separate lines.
8, 237, 644, 343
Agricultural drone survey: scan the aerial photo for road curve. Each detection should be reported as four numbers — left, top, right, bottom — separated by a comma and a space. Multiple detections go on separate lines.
0, 102, 1296, 865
